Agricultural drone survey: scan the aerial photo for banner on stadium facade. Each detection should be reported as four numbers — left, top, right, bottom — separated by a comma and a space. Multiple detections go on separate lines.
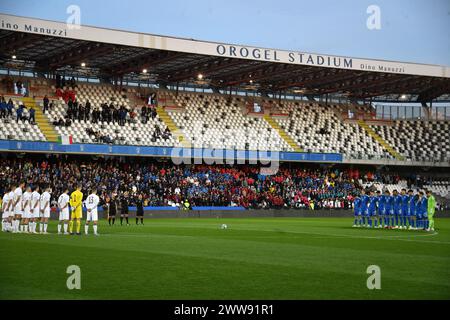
1, 13, 449, 78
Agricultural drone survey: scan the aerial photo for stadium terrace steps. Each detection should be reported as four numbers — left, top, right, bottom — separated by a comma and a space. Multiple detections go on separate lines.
21, 97, 59, 142
156, 106, 191, 148
264, 114, 303, 152
357, 120, 404, 161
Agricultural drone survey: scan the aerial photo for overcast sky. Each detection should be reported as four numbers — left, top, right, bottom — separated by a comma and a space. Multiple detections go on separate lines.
1, 0, 449, 65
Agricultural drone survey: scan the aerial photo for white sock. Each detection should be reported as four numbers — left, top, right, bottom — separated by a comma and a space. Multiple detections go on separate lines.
25, 224, 29, 232
93, 225, 98, 235
32, 222, 36, 233
39, 223, 43, 233
21, 224, 25, 232
85, 225, 89, 235
64, 223, 68, 233
1, 221, 4, 231
44, 223, 48, 233
58, 224, 62, 233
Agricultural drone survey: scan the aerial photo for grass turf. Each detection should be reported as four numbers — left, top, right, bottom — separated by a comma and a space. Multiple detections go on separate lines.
0, 217, 449, 300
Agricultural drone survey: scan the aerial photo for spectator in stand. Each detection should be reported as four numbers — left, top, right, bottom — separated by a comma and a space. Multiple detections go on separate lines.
43, 95, 49, 114
16, 104, 24, 123
0, 96, 6, 118
29, 106, 36, 124
6, 99, 13, 117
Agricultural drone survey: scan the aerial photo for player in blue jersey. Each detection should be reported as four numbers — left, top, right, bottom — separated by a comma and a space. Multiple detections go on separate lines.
384, 190, 394, 229
367, 190, 378, 228
420, 191, 428, 231
360, 189, 369, 227
376, 190, 384, 228
400, 189, 409, 229
392, 190, 402, 229
407, 189, 416, 230
353, 193, 362, 227
415, 192, 423, 229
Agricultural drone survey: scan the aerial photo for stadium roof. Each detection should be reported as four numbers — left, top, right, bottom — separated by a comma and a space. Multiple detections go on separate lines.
1, 13, 450, 103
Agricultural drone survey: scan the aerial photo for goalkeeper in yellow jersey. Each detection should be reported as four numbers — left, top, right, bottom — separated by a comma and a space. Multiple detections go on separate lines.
69, 184, 83, 235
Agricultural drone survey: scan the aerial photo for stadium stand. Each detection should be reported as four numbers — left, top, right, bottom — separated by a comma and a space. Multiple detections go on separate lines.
371, 121, 450, 162
1, 78, 450, 165
271, 101, 392, 158
35, 84, 181, 146
0, 95, 46, 141
165, 92, 293, 151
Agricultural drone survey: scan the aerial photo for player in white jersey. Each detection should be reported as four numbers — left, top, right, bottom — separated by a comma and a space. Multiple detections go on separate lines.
30, 186, 41, 234
7, 185, 15, 232
57, 188, 70, 235
1, 186, 11, 232
22, 186, 32, 233
39, 186, 52, 234
84, 189, 100, 236
12, 182, 25, 233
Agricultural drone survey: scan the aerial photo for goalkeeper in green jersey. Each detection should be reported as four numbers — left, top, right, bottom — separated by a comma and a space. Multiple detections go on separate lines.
426, 190, 436, 232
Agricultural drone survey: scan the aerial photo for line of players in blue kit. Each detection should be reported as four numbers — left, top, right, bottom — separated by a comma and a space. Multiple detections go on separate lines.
353, 188, 431, 231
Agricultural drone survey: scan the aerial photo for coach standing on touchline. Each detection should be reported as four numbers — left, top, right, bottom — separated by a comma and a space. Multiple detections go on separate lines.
426, 190, 436, 232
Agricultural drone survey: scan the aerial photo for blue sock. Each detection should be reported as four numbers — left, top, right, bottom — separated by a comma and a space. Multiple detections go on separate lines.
391, 217, 395, 226
374, 219, 378, 227
368, 218, 372, 227
354, 218, 358, 225
395, 215, 398, 226
362, 217, 366, 225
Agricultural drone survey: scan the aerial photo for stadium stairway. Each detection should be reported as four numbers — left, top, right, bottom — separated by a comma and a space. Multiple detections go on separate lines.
21, 97, 59, 142
156, 106, 191, 148
357, 120, 404, 160
263, 114, 303, 152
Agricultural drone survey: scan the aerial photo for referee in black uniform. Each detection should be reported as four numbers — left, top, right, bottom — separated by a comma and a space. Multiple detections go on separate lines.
135, 194, 145, 225
120, 192, 130, 226
108, 193, 118, 226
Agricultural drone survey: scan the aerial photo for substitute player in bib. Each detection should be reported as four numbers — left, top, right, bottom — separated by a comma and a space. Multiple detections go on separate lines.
69, 184, 83, 235
39, 186, 51, 234
57, 188, 70, 235
30, 185, 41, 234
84, 189, 100, 236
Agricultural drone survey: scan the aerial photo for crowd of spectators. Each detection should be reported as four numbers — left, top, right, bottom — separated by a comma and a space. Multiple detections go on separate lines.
0, 155, 356, 210
2, 155, 443, 211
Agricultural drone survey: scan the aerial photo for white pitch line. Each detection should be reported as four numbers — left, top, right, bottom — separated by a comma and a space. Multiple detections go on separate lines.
98, 228, 448, 244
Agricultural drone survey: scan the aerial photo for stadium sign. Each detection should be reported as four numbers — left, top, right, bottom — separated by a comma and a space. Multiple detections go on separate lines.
1, 13, 449, 78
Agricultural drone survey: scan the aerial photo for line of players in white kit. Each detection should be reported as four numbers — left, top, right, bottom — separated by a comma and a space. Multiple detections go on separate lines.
1, 182, 100, 235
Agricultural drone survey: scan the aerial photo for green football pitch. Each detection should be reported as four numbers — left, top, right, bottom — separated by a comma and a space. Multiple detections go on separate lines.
1, 217, 449, 300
